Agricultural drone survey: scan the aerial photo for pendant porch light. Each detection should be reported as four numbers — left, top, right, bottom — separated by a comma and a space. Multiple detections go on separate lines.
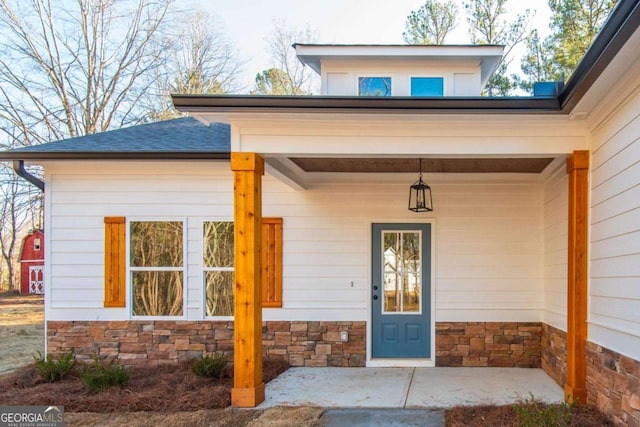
408, 159, 433, 212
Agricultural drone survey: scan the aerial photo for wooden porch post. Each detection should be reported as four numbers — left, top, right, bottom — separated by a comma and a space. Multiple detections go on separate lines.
565, 150, 589, 404
230, 152, 265, 407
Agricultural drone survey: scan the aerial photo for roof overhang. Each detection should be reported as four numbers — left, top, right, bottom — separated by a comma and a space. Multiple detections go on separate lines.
172, 95, 561, 117
294, 44, 505, 88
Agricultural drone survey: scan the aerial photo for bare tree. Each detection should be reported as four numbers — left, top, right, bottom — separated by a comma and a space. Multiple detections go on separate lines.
253, 20, 319, 95
0, 0, 177, 290
0, 0, 176, 147
153, 10, 243, 120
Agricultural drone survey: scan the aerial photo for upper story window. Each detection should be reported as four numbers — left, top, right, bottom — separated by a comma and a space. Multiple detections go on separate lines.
130, 221, 184, 317
358, 77, 391, 96
411, 77, 444, 96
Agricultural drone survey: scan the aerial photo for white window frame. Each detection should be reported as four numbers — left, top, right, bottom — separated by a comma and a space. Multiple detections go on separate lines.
381, 229, 423, 316
202, 219, 235, 320
127, 217, 187, 320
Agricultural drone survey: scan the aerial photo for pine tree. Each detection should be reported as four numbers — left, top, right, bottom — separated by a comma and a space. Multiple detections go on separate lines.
403, 0, 458, 45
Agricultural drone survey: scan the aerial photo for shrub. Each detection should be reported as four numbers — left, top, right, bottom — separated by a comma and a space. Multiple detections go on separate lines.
32, 350, 76, 382
191, 353, 228, 378
514, 393, 574, 427
80, 357, 130, 393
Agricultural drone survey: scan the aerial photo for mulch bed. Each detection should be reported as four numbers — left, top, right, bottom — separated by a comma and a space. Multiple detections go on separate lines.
445, 402, 614, 426
0, 358, 288, 413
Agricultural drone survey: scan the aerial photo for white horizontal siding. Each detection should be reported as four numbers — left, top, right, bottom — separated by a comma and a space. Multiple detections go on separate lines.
543, 168, 568, 331
44, 161, 544, 323
46, 162, 233, 320
589, 87, 640, 360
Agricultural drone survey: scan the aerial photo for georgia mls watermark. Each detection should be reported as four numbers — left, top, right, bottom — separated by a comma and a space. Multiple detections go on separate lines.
0, 406, 64, 427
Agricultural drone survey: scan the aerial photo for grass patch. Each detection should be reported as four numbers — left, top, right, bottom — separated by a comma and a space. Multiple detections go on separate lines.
0, 290, 21, 297
514, 394, 573, 427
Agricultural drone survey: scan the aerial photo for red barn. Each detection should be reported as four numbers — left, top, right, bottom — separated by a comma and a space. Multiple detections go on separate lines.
19, 230, 44, 294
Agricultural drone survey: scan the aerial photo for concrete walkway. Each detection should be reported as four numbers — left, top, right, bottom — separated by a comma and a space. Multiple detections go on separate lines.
259, 367, 564, 408
320, 408, 445, 426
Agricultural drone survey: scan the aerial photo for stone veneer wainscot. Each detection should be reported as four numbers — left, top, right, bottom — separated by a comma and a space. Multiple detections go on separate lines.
49, 320, 545, 368
586, 342, 640, 426
435, 322, 542, 367
541, 323, 567, 387
46, 320, 367, 368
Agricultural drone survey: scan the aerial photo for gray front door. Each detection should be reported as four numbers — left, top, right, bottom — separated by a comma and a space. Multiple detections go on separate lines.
371, 223, 431, 358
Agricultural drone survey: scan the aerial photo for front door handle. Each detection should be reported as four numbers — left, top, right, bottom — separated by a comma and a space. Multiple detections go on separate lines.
373, 295, 378, 300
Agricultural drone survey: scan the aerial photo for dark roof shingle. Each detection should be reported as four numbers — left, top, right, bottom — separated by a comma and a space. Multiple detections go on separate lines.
0, 117, 230, 160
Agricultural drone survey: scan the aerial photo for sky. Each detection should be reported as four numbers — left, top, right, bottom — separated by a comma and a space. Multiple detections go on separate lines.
194, 0, 553, 92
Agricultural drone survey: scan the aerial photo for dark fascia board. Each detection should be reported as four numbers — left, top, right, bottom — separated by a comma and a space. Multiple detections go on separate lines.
172, 95, 561, 114
0, 151, 231, 161
292, 43, 505, 48
559, 0, 640, 111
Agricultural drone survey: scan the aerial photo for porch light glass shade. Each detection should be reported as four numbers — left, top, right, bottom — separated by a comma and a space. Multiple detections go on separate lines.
408, 176, 433, 212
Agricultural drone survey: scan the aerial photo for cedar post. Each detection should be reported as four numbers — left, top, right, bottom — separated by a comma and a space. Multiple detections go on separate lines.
230, 152, 265, 407
565, 150, 589, 404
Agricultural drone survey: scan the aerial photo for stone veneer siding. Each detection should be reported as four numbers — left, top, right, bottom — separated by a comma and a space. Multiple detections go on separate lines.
49, 320, 543, 368
586, 342, 640, 426
435, 322, 542, 367
541, 323, 567, 386
263, 321, 365, 367
46, 320, 366, 368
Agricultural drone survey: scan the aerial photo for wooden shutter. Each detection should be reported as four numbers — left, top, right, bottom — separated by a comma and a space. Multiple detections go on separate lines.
104, 217, 126, 307
261, 218, 283, 307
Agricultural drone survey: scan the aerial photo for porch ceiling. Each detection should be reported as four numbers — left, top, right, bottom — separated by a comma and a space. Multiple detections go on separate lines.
290, 157, 555, 174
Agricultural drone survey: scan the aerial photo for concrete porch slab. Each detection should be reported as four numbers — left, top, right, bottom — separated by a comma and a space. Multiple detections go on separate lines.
259, 367, 564, 409
260, 367, 414, 408
406, 367, 565, 407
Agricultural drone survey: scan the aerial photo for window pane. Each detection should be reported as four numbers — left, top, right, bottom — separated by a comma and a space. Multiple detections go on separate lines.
402, 232, 421, 313
205, 271, 234, 316
383, 231, 421, 313
383, 232, 400, 313
411, 77, 444, 96
204, 222, 234, 267
132, 271, 183, 316
131, 221, 183, 267
359, 77, 391, 96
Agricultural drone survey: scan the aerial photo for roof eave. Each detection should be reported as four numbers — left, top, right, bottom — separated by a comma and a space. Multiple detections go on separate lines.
0, 152, 231, 161
172, 95, 561, 115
